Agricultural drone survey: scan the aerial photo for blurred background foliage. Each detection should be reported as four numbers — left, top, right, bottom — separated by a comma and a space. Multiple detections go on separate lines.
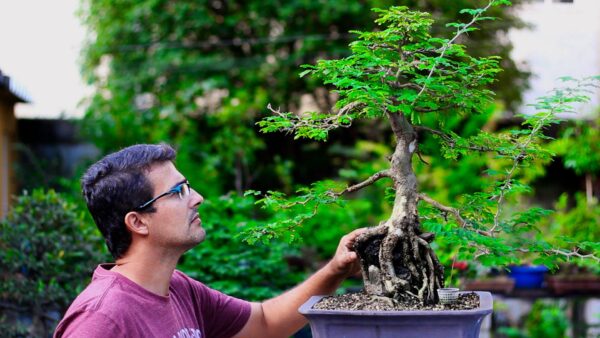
499, 300, 569, 338
3, 0, 600, 336
0, 190, 102, 337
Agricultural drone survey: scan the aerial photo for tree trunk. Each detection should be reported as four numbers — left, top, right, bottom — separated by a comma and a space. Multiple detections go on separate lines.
354, 112, 444, 304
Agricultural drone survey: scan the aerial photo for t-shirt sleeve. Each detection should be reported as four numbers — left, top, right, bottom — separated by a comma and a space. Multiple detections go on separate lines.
177, 272, 251, 338
53, 310, 123, 338
202, 287, 252, 338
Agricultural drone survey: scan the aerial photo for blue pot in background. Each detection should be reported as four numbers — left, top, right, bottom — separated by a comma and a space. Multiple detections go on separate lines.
508, 265, 549, 289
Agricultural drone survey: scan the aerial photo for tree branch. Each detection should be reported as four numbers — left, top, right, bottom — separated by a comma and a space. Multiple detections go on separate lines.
333, 170, 392, 197
388, 82, 423, 91
512, 248, 600, 263
413, 104, 459, 113
266, 101, 364, 135
489, 96, 566, 234
549, 249, 600, 263
417, 193, 491, 236
472, 243, 600, 263
415, 125, 512, 156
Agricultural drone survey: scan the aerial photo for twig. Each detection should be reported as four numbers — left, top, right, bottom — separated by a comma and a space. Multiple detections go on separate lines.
472, 245, 600, 263
514, 248, 600, 263
549, 249, 600, 263
417, 193, 491, 236
266, 101, 363, 134
489, 98, 562, 234
415, 125, 512, 156
411, 0, 496, 106
333, 170, 391, 197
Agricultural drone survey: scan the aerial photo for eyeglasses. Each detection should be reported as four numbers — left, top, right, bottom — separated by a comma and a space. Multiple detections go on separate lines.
134, 180, 191, 211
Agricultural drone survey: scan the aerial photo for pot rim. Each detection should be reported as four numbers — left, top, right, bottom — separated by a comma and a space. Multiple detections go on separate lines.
299, 291, 493, 317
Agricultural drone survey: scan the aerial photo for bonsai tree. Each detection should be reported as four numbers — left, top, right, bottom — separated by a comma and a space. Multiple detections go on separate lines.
243, 0, 600, 305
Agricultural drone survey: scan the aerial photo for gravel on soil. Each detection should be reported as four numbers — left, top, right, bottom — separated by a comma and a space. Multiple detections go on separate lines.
313, 292, 480, 311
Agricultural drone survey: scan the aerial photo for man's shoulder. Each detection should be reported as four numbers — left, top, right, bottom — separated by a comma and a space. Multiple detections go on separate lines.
54, 270, 124, 337
64, 265, 153, 318
170, 269, 227, 306
171, 269, 208, 290
68, 269, 121, 313
170, 269, 208, 295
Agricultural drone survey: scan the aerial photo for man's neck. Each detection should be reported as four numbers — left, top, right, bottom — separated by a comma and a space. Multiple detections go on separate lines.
111, 246, 181, 297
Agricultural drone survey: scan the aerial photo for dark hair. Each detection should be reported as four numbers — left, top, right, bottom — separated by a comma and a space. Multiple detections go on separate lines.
82, 144, 176, 259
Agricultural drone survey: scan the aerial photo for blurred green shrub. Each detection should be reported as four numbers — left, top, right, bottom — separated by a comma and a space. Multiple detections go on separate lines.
178, 193, 304, 301
551, 115, 600, 177
499, 300, 569, 338
300, 199, 373, 259
542, 193, 600, 271
0, 189, 102, 336
525, 301, 569, 338
551, 193, 600, 243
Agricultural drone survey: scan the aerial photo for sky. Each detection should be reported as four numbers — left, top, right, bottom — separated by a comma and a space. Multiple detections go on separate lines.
0, 0, 88, 119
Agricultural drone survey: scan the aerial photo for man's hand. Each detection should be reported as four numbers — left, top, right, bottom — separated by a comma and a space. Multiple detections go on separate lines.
234, 227, 368, 338
325, 227, 367, 278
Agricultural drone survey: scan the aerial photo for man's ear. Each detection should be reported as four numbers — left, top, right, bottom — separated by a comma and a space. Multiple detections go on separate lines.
124, 211, 150, 236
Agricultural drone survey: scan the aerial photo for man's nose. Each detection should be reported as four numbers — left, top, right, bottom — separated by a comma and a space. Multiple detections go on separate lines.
191, 189, 204, 207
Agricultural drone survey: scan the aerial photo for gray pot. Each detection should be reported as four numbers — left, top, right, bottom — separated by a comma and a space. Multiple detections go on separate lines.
298, 291, 492, 338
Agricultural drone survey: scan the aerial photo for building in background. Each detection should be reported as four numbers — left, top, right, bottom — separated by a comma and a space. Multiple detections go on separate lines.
16, 118, 99, 193
0, 69, 29, 218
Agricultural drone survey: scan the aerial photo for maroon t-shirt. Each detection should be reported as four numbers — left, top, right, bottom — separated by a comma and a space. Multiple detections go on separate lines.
54, 264, 251, 338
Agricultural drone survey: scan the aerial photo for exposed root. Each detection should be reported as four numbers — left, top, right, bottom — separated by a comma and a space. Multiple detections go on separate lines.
355, 225, 388, 293
355, 216, 444, 305
366, 265, 383, 295
369, 295, 398, 308
405, 290, 419, 299
403, 239, 419, 279
425, 250, 435, 300
380, 231, 401, 296
417, 271, 428, 300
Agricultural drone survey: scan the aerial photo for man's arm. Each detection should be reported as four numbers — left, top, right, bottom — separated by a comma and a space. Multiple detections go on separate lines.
233, 227, 366, 338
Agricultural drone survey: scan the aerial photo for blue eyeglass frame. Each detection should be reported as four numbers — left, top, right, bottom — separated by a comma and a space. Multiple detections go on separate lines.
134, 180, 191, 211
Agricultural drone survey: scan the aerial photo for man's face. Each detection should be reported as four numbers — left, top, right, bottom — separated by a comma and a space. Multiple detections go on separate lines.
143, 161, 205, 251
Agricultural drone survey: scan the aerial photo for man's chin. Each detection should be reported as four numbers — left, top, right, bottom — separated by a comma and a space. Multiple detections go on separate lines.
182, 228, 206, 252
197, 228, 206, 243
192, 227, 206, 244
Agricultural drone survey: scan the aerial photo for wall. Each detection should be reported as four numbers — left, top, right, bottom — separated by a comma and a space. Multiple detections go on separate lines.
509, 0, 600, 116
0, 100, 17, 218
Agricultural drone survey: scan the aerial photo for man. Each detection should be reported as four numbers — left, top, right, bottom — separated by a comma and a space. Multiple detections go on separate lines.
54, 143, 364, 338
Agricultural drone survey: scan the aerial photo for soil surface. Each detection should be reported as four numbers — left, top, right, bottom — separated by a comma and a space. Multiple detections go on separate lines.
314, 292, 480, 311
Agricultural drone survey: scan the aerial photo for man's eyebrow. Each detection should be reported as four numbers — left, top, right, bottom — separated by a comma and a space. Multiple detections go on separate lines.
169, 178, 188, 190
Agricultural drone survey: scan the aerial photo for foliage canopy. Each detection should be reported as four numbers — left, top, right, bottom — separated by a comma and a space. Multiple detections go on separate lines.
246, 2, 600, 280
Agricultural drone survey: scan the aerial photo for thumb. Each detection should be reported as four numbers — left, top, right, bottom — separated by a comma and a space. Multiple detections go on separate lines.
344, 251, 358, 263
